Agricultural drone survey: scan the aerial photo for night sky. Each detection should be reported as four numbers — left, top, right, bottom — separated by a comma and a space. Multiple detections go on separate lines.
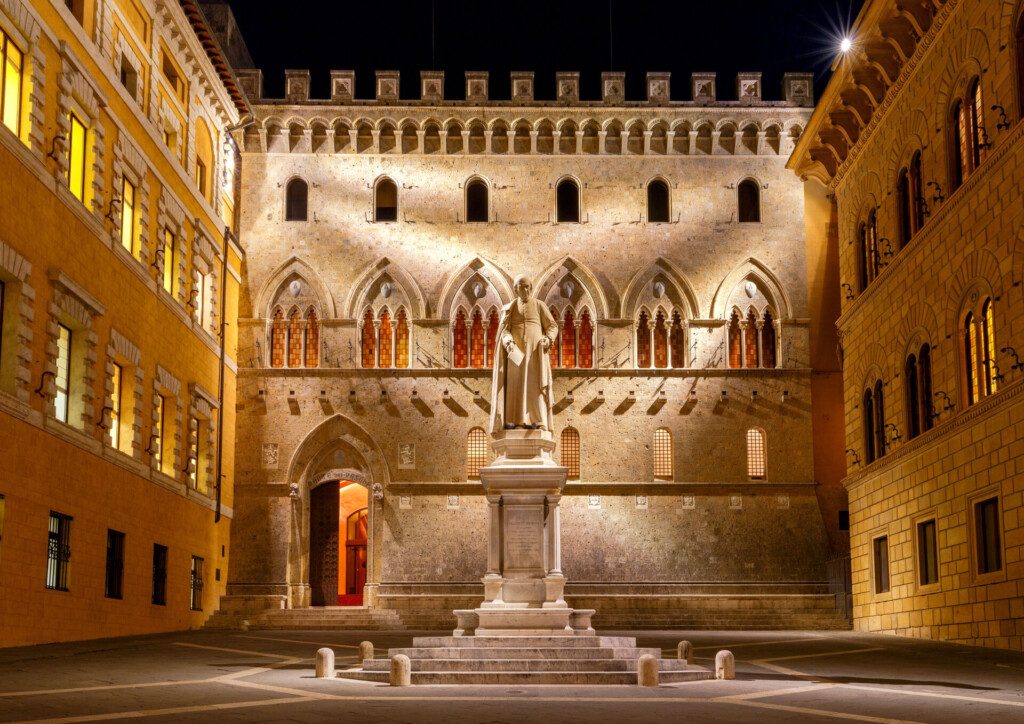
226, 0, 864, 102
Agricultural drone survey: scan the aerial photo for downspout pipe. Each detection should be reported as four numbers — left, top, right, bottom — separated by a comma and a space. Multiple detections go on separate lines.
215, 226, 231, 523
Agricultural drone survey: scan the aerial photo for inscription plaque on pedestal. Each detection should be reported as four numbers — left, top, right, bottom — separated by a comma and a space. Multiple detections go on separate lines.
504, 506, 544, 571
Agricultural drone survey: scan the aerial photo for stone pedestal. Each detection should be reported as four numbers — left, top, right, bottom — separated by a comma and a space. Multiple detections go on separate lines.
454, 429, 595, 636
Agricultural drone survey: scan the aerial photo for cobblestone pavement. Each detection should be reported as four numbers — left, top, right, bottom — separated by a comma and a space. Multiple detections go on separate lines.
1, 630, 1023, 722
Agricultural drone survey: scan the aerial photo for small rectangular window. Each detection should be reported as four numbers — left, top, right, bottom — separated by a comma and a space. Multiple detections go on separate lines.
105, 529, 125, 599
838, 510, 850, 531
120, 177, 136, 254
46, 512, 72, 591
975, 497, 1002, 574
917, 519, 938, 586
152, 544, 167, 605
119, 55, 138, 100
153, 394, 165, 471
1, 31, 25, 137
109, 362, 123, 449
190, 555, 204, 611
55, 323, 72, 423
162, 228, 176, 295
67, 113, 88, 203
195, 157, 207, 196
872, 535, 890, 594
193, 269, 207, 327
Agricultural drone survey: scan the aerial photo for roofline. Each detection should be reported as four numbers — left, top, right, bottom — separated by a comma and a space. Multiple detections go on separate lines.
178, 0, 252, 117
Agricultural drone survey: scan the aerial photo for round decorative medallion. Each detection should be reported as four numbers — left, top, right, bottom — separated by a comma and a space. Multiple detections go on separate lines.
473, 281, 486, 298
381, 281, 393, 298
744, 281, 757, 298
562, 280, 575, 298
653, 281, 665, 298
289, 280, 302, 297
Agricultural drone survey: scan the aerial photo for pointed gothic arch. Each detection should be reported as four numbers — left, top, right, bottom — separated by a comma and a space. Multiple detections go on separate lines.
343, 257, 427, 319
711, 258, 793, 320
255, 256, 336, 320
438, 255, 514, 320
534, 256, 612, 320
621, 257, 700, 322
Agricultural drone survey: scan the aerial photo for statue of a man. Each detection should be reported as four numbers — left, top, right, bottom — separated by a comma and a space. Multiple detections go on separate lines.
489, 274, 559, 433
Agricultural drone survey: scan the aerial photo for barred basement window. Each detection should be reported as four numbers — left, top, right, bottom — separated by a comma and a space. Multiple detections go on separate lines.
974, 497, 1002, 574
560, 427, 580, 480
653, 427, 672, 480
105, 529, 125, 599
917, 519, 938, 586
152, 544, 167, 605
746, 428, 766, 479
190, 555, 204, 611
873, 535, 890, 594
46, 512, 72, 591
467, 427, 487, 479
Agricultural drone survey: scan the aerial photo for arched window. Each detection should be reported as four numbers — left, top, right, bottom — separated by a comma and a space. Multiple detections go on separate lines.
859, 210, 879, 290
466, 427, 487, 479
744, 309, 759, 368
952, 99, 968, 190
636, 310, 651, 368
556, 178, 580, 223
395, 308, 410, 368
378, 309, 393, 368
919, 343, 933, 432
561, 308, 576, 369
905, 352, 920, 440
453, 309, 468, 368
863, 387, 876, 464
909, 152, 924, 234
981, 298, 997, 397
470, 309, 485, 368
746, 428, 766, 479
896, 169, 911, 246
374, 177, 398, 222
288, 309, 302, 368
670, 312, 685, 368
728, 311, 742, 368
653, 427, 673, 480
560, 427, 580, 480
360, 308, 376, 368
737, 178, 760, 222
304, 308, 319, 368
466, 179, 489, 222
579, 310, 594, 368
873, 380, 886, 459
486, 308, 499, 367
647, 179, 670, 222
964, 311, 979, 405
969, 79, 987, 169
270, 308, 285, 368
285, 178, 308, 221
653, 310, 668, 368
761, 310, 777, 368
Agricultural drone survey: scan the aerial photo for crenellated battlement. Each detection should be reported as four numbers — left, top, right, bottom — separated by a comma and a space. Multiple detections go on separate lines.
235, 69, 815, 108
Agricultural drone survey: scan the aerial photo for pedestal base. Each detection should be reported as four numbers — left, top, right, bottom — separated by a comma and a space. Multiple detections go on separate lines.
454, 607, 595, 637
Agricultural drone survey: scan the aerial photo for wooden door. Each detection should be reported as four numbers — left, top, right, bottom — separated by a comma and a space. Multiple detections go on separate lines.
309, 483, 339, 607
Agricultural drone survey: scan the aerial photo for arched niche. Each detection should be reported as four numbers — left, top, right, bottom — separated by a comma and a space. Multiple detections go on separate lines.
438, 255, 514, 320
711, 258, 793, 320
255, 256, 336, 319
534, 256, 612, 319
621, 257, 699, 321
343, 257, 427, 319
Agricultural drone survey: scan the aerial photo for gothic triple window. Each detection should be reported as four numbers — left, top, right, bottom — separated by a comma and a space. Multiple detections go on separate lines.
549, 306, 595, 369
636, 309, 685, 369
727, 308, 776, 369
361, 306, 410, 369
452, 307, 499, 369
270, 307, 319, 369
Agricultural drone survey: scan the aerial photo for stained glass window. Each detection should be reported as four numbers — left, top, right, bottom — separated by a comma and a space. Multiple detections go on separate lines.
561, 308, 576, 368
653, 310, 668, 368
288, 309, 303, 368
636, 310, 651, 368
305, 309, 319, 368
360, 308, 375, 368
378, 309, 393, 368
653, 428, 672, 480
396, 308, 409, 368
579, 310, 594, 368
453, 309, 468, 368
271, 309, 285, 368
470, 309, 485, 368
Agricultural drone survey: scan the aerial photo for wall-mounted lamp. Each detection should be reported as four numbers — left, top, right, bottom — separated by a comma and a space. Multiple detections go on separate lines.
840, 283, 854, 301
144, 433, 159, 456
105, 193, 123, 224
926, 180, 944, 204
443, 389, 451, 400
182, 454, 197, 474
96, 404, 113, 430
596, 390, 605, 402
687, 389, 698, 403
845, 448, 861, 466
348, 389, 356, 399
781, 390, 790, 404
932, 390, 954, 416
992, 105, 1010, 131
627, 390, 636, 400
720, 389, 728, 401
47, 134, 67, 162
35, 370, 56, 398
1001, 347, 1024, 371
885, 422, 901, 442
750, 390, 759, 401
411, 388, 419, 401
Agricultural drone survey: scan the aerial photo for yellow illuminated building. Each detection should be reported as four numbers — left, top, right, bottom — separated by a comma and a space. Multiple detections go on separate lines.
0, 0, 248, 646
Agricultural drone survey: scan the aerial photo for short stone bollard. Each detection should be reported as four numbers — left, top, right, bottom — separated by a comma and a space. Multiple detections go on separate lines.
677, 640, 693, 665
637, 654, 659, 687
715, 650, 735, 680
314, 647, 335, 678
358, 641, 374, 662
390, 654, 411, 687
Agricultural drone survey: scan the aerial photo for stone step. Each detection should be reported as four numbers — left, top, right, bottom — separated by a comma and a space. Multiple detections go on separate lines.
411, 635, 636, 648
387, 646, 663, 660
361, 657, 691, 673
336, 669, 714, 685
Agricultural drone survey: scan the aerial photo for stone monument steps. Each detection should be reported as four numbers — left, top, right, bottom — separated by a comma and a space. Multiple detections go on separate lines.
393, 645, 662, 659
244, 607, 406, 630
338, 669, 712, 685
360, 657, 690, 673
411, 635, 638, 648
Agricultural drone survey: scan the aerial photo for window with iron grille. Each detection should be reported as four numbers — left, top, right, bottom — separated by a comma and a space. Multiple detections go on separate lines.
746, 428, 766, 479
560, 427, 580, 480
46, 512, 72, 591
653, 428, 672, 480
152, 544, 167, 605
105, 529, 125, 599
190, 555, 204, 611
466, 427, 487, 479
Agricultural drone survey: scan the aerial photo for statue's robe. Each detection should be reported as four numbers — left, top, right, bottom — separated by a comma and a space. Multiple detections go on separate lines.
489, 297, 559, 432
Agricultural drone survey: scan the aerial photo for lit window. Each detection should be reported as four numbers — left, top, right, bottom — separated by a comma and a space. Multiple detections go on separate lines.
746, 428, 766, 479
470, 309, 485, 368
917, 519, 938, 586
378, 308, 393, 368
561, 308, 576, 368
1, 29, 24, 137
982, 298, 997, 396
579, 310, 594, 368
974, 497, 1002, 574
55, 323, 71, 423
395, 308, 409, 368
560, 427, 580, 480
46, 512, 72, 591
288, 308, 302, 368
162, 228, 176, 295
636, 310, 651, 368
120, 177, 136, 254
467, 427, 487, 479
453, 308, 468, 368
653, 427, 672, 480
728, 311, 742, 368
863, 387, 876, 463
195, 157, 207, 196
305, 308, 320, 368
193, 269, 207, 327
873, 536, 890, 593
375, 178, 398, 222
969, 79, 987, 168
271, 308, 286, 368
153, 394, 166, 471
964, 311, 979, 405
105, 529, 125, 599
360, 308, 375, 368
67, 113, 88, 203
109, 362, 123, 449
190, 555, 204, 611
653, 310, 668, 368
189, 415, 201, 491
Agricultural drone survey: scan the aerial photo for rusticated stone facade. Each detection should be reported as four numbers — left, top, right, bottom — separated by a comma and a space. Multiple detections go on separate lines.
222, 68, 849, 626
792, 0, 1024, 650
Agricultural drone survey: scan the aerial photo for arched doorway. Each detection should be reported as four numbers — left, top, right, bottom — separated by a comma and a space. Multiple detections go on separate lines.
308, 480, 368, 606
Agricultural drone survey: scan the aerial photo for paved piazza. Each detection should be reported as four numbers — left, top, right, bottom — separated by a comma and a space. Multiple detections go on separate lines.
1, 630, 1023, 722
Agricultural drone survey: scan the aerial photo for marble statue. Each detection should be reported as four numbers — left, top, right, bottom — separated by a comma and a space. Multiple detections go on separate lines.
489, 274, 558, 433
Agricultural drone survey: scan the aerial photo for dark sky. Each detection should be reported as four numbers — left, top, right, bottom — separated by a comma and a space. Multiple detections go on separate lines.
226, 0, 864, 102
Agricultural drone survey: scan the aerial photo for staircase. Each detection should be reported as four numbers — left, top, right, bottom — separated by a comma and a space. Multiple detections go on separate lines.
204, 606, 405, 631
338, 635, 714, 685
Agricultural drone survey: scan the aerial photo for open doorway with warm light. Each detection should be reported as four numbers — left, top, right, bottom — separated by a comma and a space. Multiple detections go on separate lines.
309, 480, 368, 606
